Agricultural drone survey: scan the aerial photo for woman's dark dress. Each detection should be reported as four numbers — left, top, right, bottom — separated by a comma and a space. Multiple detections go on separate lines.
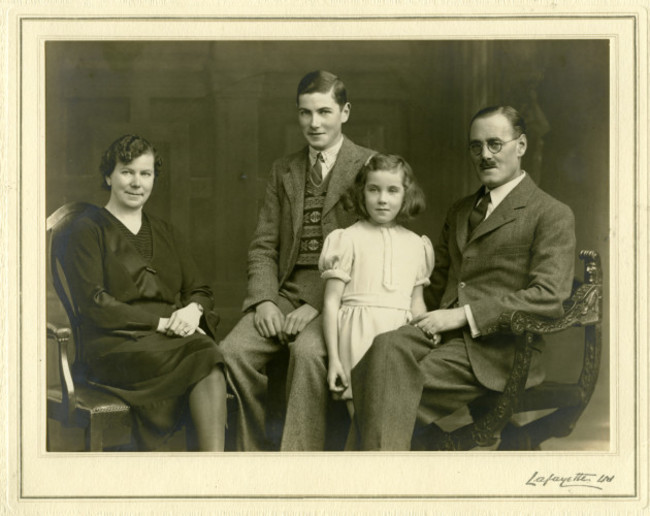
63, 206, 223, 449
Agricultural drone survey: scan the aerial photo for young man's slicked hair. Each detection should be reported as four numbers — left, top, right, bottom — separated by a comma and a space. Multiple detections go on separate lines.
296, 70, 348, 107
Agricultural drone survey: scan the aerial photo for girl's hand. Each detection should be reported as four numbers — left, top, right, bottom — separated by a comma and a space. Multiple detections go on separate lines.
419, 327, 442, 347
165, 303, 202, 337
328, 359, 349, 399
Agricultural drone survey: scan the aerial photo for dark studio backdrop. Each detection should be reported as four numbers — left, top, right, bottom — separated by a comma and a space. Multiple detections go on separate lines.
45, 40, 610, 449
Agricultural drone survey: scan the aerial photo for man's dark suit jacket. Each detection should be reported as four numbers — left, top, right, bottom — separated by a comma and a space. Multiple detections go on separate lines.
426, 174, 576, 391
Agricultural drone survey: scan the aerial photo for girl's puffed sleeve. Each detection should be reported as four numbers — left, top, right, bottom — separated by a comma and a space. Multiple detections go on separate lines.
415, 235, 435, 287
319, 229, 354, 283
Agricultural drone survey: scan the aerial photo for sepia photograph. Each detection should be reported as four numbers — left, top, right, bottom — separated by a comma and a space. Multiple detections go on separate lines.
45, 38, 610, 453
2, 1, 647, 513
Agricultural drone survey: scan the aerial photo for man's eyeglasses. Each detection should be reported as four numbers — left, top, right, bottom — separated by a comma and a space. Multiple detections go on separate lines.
468, 136, 521, 156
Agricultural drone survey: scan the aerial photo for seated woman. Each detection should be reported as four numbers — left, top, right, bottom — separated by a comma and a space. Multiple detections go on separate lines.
63, 134, 226, 451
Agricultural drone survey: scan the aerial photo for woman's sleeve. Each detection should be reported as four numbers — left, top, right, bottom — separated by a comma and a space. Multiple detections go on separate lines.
318, 229, 354, 283
414, 235, 435, 287
169, 223, 215, 313
63, 218, 160, 331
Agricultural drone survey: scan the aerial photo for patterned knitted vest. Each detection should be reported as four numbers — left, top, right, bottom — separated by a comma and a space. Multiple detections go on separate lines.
295, 169, 333, 267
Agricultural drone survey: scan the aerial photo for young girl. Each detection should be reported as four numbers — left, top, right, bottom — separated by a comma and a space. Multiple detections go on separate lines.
319, 154, 434, 417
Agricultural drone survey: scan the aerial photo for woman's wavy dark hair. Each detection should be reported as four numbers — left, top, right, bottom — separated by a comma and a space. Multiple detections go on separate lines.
346, 153, 426, 224
99, 134, 162, 190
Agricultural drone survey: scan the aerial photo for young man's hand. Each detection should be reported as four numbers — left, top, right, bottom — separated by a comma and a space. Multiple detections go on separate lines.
254, 301, 287, 343
283, 303, 319, 339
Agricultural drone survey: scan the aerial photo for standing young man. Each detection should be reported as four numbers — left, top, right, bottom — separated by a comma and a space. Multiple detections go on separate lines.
221, 71, 375, 451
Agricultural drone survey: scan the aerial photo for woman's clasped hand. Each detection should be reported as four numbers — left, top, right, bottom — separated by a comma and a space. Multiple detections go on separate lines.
158, 302, 204, 337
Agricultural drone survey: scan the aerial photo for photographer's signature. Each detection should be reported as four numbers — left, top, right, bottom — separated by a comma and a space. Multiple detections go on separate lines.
526, 471, 614, 490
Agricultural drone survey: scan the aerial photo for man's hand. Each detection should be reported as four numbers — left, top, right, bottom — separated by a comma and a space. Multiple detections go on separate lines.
254, 301, 287, 343
283, 303, 319, 339
410, 307, 467, 345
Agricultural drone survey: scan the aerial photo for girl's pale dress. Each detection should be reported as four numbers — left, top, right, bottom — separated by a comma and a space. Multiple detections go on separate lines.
319, 220, 434, 399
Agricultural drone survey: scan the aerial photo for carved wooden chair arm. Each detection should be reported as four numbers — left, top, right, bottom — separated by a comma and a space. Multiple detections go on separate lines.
47, 322, 77, 424
457, 250, 603, 450
498, 251, 602, 337
497, 290, 599, 336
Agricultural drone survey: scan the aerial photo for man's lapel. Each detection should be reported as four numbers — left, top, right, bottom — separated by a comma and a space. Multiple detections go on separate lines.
282, 149, 308, 237
323, 137, 363, 217
464, 174, 536, 247
455, 190, 479, 251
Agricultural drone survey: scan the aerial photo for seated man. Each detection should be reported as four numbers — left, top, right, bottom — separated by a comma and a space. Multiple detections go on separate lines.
351, 105, 577, 450
221, 70, 375, 451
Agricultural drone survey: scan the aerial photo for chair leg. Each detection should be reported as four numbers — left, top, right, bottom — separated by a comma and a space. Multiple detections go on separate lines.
497, 421, 540, 451
411, 422, 453, 450
324, 399, 351, 451
498, 406, 584, 451
520, 406, 582, 448
86, 415, 105, 451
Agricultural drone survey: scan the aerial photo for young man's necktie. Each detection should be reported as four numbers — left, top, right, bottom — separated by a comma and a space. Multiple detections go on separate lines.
310, 152, 324, 186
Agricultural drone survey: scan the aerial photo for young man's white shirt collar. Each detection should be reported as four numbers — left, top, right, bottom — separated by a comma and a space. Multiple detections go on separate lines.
309, 135, 344, 180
